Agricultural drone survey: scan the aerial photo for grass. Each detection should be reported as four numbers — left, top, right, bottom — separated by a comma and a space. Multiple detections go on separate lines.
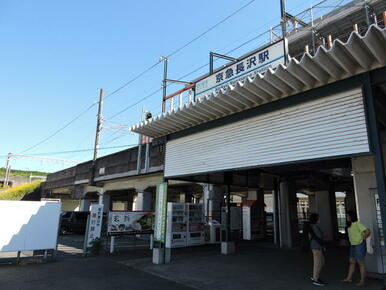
0, 182, 41, 200
0, 168, 48, 178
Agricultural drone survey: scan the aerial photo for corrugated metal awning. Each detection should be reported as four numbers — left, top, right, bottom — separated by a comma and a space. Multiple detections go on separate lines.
131, 25, 386, 138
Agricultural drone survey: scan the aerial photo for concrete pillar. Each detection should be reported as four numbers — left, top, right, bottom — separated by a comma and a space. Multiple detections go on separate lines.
314, 191, 334, 241
328, 184, 339, 241
278, 178, 299, 248
152, 247, 171, 264
79, 199, 91, 211
247, 190, 257, 200
345, 190, 357, 212
127, 193, 134, 211
101, 193, 111, 213
221, 184, 235, 255
352, 155, 383, 273
308, 195, 316, 213
179, 193, 186, 203
136, 192, 152, 211
203, 184, 223, 222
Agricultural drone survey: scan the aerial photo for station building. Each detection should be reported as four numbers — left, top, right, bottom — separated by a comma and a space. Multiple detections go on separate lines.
44, 0, 386, 274
131, 4, 386, 274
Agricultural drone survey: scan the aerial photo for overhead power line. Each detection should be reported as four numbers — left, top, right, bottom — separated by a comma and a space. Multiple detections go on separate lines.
16, 0, 262, 155
1, 144, 138, 159
20, 103, 97, 154
106, 88, 162, 120
166, 0, 257, 58
104, 61, 162, 101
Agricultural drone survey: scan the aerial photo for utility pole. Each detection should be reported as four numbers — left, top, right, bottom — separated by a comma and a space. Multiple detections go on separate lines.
93, 88, 104, 163
161, 56, 168, 113
280, 0, 288, 65
3, 153, 11, 188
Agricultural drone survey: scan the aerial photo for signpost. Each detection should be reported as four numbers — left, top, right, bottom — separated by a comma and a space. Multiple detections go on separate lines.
84, 204, 103, 255
153, 182, 169, 264
154, 182, 168, 243
195, 40, 285, 99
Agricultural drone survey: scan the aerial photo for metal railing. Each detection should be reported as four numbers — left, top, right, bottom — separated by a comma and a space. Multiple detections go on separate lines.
160, 0, 385, 114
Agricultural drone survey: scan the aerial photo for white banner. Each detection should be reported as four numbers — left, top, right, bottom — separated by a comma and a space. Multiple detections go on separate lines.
86, 204, 103, 247
108, 211, 153, 235
195, 40, 285, 98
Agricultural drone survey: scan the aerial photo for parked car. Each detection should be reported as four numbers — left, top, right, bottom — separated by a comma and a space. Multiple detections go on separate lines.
60, 211, 89, 235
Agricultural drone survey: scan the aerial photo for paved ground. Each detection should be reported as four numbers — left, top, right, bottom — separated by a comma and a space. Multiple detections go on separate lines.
0, 235, 384, 290
0, 256, 191, 290
118, 243, 384, 290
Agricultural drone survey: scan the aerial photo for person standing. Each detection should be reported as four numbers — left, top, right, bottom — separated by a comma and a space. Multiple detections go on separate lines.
309, 213, 326, 286
341, 210, 371, 287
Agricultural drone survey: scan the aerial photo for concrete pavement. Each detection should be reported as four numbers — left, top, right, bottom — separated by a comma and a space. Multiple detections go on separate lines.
0, 256, 191, 290
119, 243, 384, 290
0, 238, 384, 290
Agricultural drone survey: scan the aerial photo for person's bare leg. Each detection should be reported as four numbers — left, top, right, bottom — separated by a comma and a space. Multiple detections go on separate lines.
312, 250, 321, 280
342, 258, 356, 283
356, 260, 366, 287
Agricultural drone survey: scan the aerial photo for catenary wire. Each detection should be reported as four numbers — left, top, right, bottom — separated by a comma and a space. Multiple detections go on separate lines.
20, 103, 96, 154
166, 0, 257, 58
19, 0, 318, 156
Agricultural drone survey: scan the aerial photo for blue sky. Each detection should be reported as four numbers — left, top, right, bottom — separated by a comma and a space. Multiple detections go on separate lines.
0, 0, 335, 172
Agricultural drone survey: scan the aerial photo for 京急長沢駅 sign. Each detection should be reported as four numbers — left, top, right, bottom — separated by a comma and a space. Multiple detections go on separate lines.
195, 39, 285, 99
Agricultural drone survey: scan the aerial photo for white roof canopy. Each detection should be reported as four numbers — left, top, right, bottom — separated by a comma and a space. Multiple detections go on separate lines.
131, 25, 386, 138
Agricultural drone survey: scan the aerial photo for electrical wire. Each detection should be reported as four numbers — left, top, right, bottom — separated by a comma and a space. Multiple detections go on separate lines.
1, 144, 138, 158
166, 0, 257, 58
106, 87, 162, 120
20, 103, 97, 154
104, 61, 162, 101
16, 0, 316, 157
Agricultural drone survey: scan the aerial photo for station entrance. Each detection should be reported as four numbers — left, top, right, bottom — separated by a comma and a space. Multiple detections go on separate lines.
157, 76, 386, 274
167, 155, 355, 247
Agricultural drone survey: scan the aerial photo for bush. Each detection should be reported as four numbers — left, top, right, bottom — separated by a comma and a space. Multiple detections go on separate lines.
0, 182, 41, 200
89, 238, 103, 255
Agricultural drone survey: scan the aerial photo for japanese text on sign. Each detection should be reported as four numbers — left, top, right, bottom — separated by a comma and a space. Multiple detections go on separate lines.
195, 40, 285, 99
86, 204, 103, 247
154, 182, 168, 243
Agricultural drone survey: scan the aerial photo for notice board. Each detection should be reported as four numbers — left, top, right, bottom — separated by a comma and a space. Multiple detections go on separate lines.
0, 200, 61, 252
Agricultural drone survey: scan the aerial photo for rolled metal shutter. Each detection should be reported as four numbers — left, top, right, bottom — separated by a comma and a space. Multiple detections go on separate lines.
165, 88, 369, 178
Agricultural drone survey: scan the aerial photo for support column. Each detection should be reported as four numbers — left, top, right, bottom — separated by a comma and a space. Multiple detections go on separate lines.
308, 195, 316, 213
328, 183, 339, 241
278, 177, 298, 248
314, 190, 335, 241
136, 191, 152, 211
127, 193, 134, 211
273, 178, 280, 246
101, 193, 111, 213
352, 155, 384, 273
79, 199, 91, 211
221, 184, 235, 255
203, 184, 223, 222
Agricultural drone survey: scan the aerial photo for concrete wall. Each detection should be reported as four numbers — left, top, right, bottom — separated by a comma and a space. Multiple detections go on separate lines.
61, 199, 80, 211
351, 133, 386, 273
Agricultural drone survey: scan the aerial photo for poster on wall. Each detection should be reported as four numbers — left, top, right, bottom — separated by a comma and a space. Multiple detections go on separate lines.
86, 204, 103, 247
154, 182, 168, 243
108, 211, 153, 235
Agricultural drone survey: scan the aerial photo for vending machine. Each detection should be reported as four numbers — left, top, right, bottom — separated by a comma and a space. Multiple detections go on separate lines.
187, 203, 205, 246
166, 202, 187, 248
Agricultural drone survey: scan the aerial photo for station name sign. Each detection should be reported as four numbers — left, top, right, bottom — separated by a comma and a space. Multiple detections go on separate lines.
195, 39, 285, 98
